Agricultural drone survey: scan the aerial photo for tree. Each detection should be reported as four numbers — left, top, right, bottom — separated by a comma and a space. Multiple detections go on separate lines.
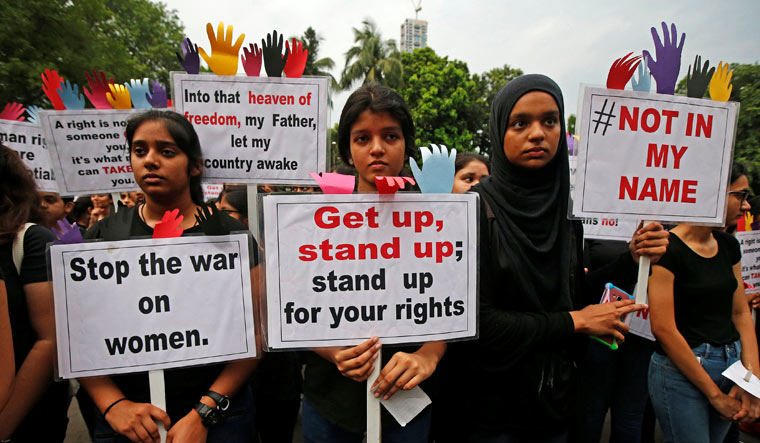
340, 18, 402, 91
298, 26, 338, 107
729, 64, 760, 193
567, 114, 576, 135
469, 65, 524, 156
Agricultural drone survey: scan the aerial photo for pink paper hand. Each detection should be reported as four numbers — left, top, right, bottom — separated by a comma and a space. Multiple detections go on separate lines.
83, 70, 115, 109
153, 209, 184, 238
310, 172, 355, 194
241, 43, 263, 77
0, 103, 26, 121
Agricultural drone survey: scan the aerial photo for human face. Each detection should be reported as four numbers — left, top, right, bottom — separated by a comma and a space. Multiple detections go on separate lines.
130, 120, 200, 204
349, 110, 406, 192
39, 192, 65, 227
218, 194, 244, 222
452, 160, 489, 193
503, 91, 561, 169
725, 175, 751, 230
91, 193, 112, 209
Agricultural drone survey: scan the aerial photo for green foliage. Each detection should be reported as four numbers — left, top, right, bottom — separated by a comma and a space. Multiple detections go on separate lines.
469, 64, 524, 156
298, 26, 338, 107
567, 114, 576, 135
340, 18, 402, 91
729, 63, 760, 193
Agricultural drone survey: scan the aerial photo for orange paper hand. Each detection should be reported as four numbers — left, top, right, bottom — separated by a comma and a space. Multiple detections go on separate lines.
198, 22, 245, 76
107, 84, 132, 109
709, 61, 733, 102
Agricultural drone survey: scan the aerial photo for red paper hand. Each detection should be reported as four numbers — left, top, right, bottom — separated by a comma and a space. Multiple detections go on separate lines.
375, 176, 416, 194
606, 52, 642, 90
41, 69, 65, 110
241, 43, 263, 77
153, 209, 184, 238
283, 38, 308, 78
0, 103, 26, 121
83, 70, 115, 109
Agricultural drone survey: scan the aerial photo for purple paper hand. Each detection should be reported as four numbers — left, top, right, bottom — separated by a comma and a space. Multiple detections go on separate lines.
145, 80, 168, 108
642, 22, 685, 95
153, 209, 184, 238
176, 37, 200, 74
241, 43, 263, 77
0, 103, 26, 121
310, 172, 355, 194
53, 219, 83, 245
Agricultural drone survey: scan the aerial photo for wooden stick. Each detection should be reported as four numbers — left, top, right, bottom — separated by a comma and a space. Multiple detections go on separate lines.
367, 347, 382, 442
149, 369, 167, 442
634, 220, 654, 304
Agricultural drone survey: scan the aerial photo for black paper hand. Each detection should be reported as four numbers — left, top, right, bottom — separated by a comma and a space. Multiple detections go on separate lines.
686, 55, 715, 98
262, 30, 289, 77
195, 204, 229, 236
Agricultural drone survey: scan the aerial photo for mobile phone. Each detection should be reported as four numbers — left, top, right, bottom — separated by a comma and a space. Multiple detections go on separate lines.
592, 283, 634, 350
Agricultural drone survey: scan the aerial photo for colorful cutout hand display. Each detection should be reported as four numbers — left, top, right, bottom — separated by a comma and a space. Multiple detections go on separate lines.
631, 56, 652, 92
642, 22, 685, 95
41, 69, 65, 110
194, 205, 229, 236
153, 209, 184, 238
25, 105, 42, 124
198, 22, 245, 76
409, 144, 456, 194
145, 80, 168, 108
0, 103, 25, 121
107, 84, 132, 109
709, 61, 733, 102
126, 78, 152, 109
53, 220, 83, 245
686, 55, 715, 99
283, 38, 308, 78
262, 30, 289, 77
606, 52, 641, 90
58, 80, 86, 110
375, 176, 416, 194
176, 37, 200, 75
83, 70, 115, 109
241, 43, 263, 77
310, 172, 355, 194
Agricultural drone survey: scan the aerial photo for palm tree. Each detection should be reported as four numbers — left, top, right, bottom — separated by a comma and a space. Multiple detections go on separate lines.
297, 27, 338, 107
340, 18, 403, 91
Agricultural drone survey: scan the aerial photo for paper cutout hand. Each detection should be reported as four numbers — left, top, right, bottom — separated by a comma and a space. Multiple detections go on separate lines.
145, 80, 168, 108
606, 52, 641, 90
0, 103, 25, 121
241, 43, 263, 77
195, 204, 229, 235
57, 80, 86, 110
83, 70, 115, 109
126, 78, 151, 109
375, 176, 416, 194
176, 37, 200, 74
25, 105, 42, 124
53, 219, 83, 245
310, 172, 355, 194
262, 30, 289, 77
409, 144, 456, 193
283, 38, 308, 78
642, 22, 685, 95
153, 209, 184, 238
631, 56, 652, 92
41, 69, 65, 110
198, 22, 245, 76
107, 84, 132, 109
709, 61, 733, 102
686, 55, 715, 98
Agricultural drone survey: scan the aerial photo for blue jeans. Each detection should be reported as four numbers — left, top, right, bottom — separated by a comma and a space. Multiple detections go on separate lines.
302, 396, 432, 443
465, 429, 568, 443
648, 342, 740, 443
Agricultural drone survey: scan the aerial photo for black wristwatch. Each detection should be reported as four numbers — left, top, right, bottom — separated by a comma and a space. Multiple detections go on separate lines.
204, 390, 231, 411
193, 402, 221, 428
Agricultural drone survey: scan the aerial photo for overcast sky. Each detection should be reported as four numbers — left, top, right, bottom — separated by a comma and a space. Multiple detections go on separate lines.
161, 0, 760, 127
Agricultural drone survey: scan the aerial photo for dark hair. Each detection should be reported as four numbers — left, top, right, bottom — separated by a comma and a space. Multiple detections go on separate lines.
337, 84, 415, 166
69, 196, 93, 223
731, 161, 747, 185
455, 152, 490, 174
219, 185, 248, 213
0, 145, 41, 244
125, 110, 204, 205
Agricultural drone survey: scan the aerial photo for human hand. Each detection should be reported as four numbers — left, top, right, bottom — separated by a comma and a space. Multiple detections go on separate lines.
310, 172, 355, 194
322, 336, 381, 382
53, 219, 83, 245
709, 388, 743, 421
104, 399, 171, 443
166, 410, 207, 443
0, 103, 25, 121
631, 56, 651, 92
571, 299, 646, 342
241, 43, 263, 77
145, 80, 168, 109
153, 209, 184, 238
198, 22, 245, 76
25, 105, 42, 124
176, 37, 200, 74
41, 68, 66, 110
283, 38, 308, 78
375, 176, 416, 194
262, 30, 289, 77
83, 70, 115, 109
370, 349, 439, 400
126, 78, 152, 109
409, 144, 456, 193
642, 22, 686, 95
747, 289, 760, 309
58, 80, 86, 110
709, 61, 733, 102
107, 84, 133, 109
629, 221, 669, 264
606, 52, 641, 90
685, 55, 715, 99
195, 204, 229, 235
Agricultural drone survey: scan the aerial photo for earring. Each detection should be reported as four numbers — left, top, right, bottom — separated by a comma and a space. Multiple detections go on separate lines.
348, 158, 353, 165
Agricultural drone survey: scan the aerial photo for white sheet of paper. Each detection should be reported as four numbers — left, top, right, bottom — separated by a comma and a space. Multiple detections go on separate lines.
722, 361, 760, 398
378, 386, 431, 427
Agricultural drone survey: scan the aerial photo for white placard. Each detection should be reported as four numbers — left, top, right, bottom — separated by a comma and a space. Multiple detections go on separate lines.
573, 88, 738, 226
39, 109, 142, 195
0, 120, 57, 192
202, 183, 224, 202
737, 231, 760, 289
172, 73, 328, 185
262, 193, 478, 349
51, 234, 256, 378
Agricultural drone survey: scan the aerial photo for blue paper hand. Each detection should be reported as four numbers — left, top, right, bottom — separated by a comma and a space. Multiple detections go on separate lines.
642, 22, 685, 95
145, 80, 168, 108
57, 80, 86, 110
409, 144, 456, 194
53, 219, 83, 245
25, 105, 42, 124
176, 37, 200, 74
631, 56, 651, 92
126, 78, 152, 109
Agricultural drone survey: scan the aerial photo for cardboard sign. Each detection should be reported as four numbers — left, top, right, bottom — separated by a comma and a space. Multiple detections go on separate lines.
172, 73, 328, 185
573, 88, 738, 226
0, 120, 57, 192
737, 231, 760, 289
262, 193, 478, 349
50, 234, 256, 378
39, 109, 142, 195
202, 183, 224, 202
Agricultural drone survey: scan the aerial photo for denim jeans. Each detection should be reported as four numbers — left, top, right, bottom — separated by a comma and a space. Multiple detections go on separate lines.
648, 342, 740, 443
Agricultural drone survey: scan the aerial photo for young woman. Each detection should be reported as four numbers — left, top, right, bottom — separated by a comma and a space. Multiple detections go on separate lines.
452, 152, 490, 193
89, 193, 114, 227
648, 162, 760, 442
0, 145, 69, 441
79, 110, 259, 443
215, 185, 248, 226
301, 84, 443, 442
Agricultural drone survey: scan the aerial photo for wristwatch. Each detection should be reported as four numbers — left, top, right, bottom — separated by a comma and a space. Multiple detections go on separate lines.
193, 402, 221, 427
204, 390, 231, 411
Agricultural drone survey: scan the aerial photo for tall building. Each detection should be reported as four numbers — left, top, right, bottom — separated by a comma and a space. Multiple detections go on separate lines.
400, 18, 428, 53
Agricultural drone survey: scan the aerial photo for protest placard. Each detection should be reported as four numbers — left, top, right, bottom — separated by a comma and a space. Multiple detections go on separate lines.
736, 231, 760, 289
0, 119, 57, 192
572, 88, 739, 226
39, 109, 142, 195
262, 193, 478, 349
172, 73, 328, 185
50, 234, 256, 378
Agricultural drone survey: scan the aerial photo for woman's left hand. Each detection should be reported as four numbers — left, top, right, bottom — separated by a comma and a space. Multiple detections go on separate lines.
629, 222, 669, 264
729, 385, 760, 423
166, 410, 208, 443
370, 348, 440, 400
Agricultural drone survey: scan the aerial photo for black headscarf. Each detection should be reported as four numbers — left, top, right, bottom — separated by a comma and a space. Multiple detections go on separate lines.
476, 74, 572, 313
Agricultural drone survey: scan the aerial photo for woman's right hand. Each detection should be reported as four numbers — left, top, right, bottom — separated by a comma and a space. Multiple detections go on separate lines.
709, 390, 743, 421
315, 336, 381, 382
570, 299, 647, 342
105, 399, 171, 443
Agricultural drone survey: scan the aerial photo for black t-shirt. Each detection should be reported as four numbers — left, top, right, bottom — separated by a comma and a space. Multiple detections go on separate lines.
654, 230, 741, 352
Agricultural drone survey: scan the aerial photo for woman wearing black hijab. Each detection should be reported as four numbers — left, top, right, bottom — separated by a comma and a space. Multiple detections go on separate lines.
436, 75, 669, 442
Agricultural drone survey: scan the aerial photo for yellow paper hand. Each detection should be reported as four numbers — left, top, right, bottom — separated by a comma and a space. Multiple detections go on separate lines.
709, 61, 733, 102
107, 84, 132, 109
198, 22, 245, 75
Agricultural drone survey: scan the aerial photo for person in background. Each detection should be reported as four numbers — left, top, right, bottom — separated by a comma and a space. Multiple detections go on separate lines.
69, 196, 93, 235
38, 192, 74, 232
118, 191, 144, 208
452, 152, 490, 194
0, 278, 14, 410
89, 193, 113, 228
216, 185, 248, 226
